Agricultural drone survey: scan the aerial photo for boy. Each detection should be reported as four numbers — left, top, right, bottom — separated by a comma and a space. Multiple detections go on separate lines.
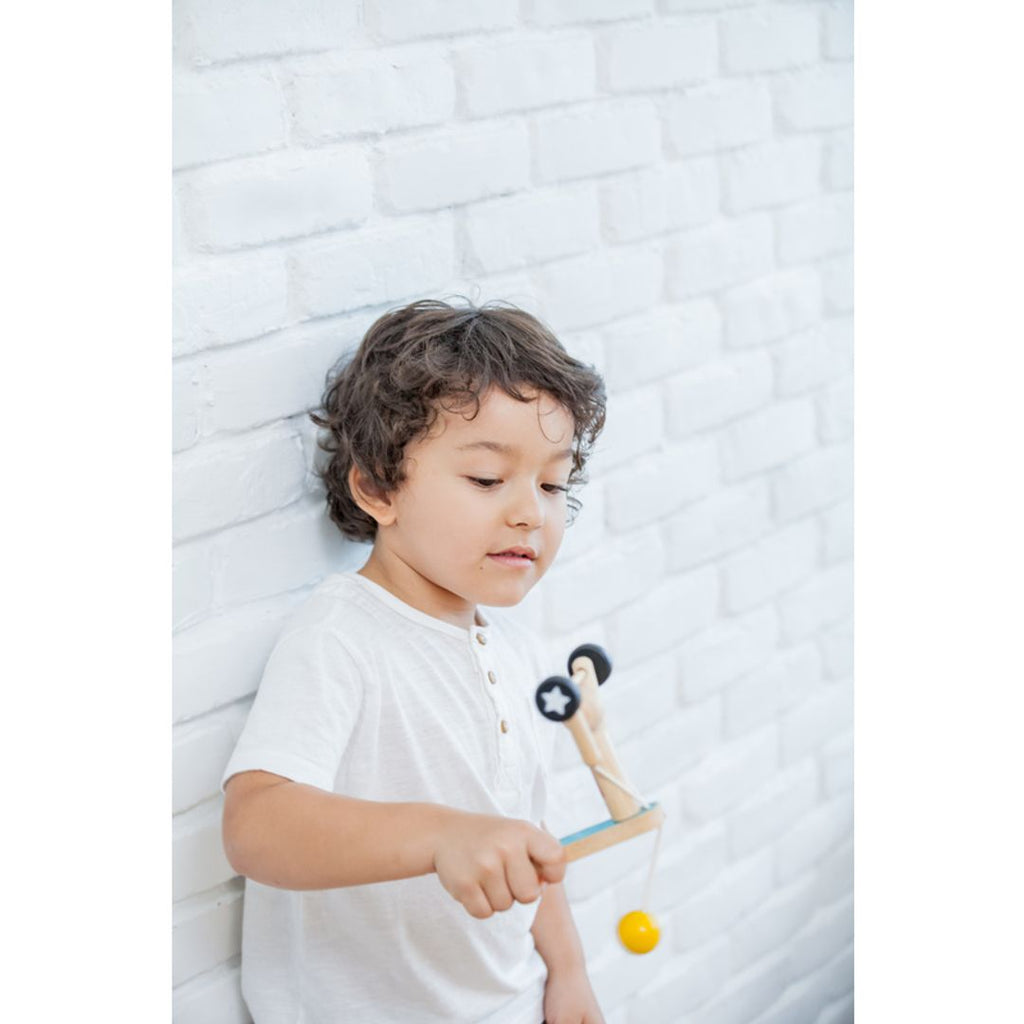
221, 299, 608, 1023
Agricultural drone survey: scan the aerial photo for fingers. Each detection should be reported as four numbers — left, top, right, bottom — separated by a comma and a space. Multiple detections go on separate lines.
479, 863, 515, 915
477, 876, 512, 917
458, 883, 495, 920
537, 856, 566, 885
527, 828, 567, 885
505, 848, 544, 905
461, 853, 545, 916
456, 852, 515, 918
439, 817, 569, 919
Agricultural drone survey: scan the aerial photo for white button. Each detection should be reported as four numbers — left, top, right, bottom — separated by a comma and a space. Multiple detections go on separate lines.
476, 632, 487, 645
500, 720, 509, 734
488, 671, 497, 685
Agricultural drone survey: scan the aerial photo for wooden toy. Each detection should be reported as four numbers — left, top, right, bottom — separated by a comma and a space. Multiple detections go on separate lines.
534, 643, 665, 953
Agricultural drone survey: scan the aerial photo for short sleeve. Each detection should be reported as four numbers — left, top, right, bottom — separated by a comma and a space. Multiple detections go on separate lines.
220, 625, 364, 793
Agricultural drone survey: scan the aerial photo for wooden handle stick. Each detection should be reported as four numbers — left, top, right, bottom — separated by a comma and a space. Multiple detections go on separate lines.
570, 654, 643, 823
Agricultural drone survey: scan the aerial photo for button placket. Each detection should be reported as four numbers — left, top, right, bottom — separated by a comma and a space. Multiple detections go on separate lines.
467, 626, 521, 800
470, 636, 518, 779
470, 631, 506, 734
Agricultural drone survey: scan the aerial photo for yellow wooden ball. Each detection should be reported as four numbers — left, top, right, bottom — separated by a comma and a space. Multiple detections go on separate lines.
617, 910, 660, 954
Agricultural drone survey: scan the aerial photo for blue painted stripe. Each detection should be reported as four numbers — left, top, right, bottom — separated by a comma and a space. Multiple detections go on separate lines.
559, 803, 660, 846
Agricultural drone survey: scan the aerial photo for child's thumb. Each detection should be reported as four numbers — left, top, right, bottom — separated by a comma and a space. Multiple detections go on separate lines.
528, 827, 567, 883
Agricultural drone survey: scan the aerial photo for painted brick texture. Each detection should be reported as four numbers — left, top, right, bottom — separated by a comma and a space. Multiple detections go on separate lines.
173, 1, 853, 1020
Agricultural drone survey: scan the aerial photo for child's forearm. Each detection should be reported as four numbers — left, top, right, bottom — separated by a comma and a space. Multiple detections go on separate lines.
223, 771, 455, 890
530, 880, 587, 976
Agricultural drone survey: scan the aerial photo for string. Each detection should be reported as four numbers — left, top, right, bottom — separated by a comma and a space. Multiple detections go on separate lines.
641, 823, 663, 911
591, 765, 647, 805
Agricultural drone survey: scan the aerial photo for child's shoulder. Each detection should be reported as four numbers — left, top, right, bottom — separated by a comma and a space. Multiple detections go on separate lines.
276, 571, 385, 644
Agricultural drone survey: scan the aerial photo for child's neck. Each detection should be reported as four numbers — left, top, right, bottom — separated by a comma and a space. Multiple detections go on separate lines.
357, 550, 483, 632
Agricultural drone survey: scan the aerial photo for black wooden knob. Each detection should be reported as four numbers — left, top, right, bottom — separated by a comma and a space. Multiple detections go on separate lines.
535, 675, 581, 722
567, 643, 612, 685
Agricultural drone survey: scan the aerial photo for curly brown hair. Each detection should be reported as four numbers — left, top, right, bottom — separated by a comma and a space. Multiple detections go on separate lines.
308, 298, 607, 543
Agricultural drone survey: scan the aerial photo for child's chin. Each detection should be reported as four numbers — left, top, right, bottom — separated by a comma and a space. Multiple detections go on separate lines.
484, 582, 536, 606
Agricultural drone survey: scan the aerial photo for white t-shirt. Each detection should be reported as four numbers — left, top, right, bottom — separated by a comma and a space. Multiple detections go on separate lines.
221, 570, 561, 1024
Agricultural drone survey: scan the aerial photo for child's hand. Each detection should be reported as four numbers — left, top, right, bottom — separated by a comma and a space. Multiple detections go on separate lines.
542, 963, 605, 1024
432, 811, 567, 919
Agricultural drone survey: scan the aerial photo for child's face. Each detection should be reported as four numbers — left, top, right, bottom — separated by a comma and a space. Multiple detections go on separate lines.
374, 386, 575, 623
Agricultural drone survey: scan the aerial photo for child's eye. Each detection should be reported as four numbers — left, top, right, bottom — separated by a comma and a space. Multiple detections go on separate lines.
467, 477, 568, 494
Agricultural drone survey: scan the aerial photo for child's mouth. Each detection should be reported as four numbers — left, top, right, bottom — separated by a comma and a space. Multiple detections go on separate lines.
488, 552, 535, 566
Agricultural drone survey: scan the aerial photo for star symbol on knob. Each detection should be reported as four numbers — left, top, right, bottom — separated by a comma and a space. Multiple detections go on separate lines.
540, 685, 571, 717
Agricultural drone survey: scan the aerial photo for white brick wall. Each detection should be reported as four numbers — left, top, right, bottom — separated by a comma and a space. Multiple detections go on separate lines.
172, 1, 853, 1020
289, 46, 457, 141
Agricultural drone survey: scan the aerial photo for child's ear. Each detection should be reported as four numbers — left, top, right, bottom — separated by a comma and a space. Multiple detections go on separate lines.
348, 463, 398, 527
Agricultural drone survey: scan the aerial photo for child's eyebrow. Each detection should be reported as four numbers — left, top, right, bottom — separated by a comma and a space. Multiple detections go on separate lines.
456, 440, 573, 462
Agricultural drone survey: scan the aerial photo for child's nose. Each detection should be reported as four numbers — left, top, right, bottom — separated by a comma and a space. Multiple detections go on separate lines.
507, 484, 544, 529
